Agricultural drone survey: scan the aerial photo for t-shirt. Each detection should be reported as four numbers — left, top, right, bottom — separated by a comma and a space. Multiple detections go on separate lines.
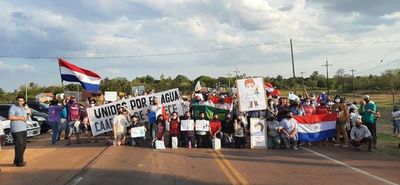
209, 119, 221, 135
234, 121, 245, 137
350, 125, 371, 140
360, 102, 377, 124
156, 122, 165, 140
9, 104, 27, 133
48, 105, 63, 123
392, 111, 400, 120
315, 105, 330, 114
279, 118, 297, 138
169, 118, 180, 136
113, 114, 128, 135
302, 105, 315, 115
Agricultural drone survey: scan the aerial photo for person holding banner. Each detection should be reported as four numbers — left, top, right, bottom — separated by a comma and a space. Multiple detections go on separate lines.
130, 115, 146, 147
113, 107, 130, 146
280, 112, 298, 150
195, 112, 208, 148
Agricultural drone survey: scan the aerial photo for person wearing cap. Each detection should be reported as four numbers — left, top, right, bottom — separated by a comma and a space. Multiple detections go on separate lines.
279, 112, 298, 150
349, 116, 373, 152
360, 95, 377, 149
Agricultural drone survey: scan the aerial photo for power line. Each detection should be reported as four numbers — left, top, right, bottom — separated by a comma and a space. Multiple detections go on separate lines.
294, 40, 400, 45
0, 41, 287, 60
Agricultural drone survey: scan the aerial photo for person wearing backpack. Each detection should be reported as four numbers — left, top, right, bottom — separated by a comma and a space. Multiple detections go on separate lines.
66, 97, 82, 145
48, 99, 64, 145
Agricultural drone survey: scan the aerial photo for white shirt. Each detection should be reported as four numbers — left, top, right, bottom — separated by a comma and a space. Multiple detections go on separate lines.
279, 118, 297, 138
350, 125, 371, 140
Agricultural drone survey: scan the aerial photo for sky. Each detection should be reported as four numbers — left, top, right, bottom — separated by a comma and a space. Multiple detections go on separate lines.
0, 0, 400, 92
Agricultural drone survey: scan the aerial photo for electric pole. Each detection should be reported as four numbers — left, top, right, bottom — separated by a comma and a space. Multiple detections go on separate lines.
290, 39, 296, 93
234, 68, 240, 79
226, 73, 232, 88
300, 71, 305, 88
350, 69, 356, 101
322, 60, 332, 94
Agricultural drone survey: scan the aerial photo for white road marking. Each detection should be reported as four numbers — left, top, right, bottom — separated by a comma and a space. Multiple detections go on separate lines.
302, 147, 399, 185
70, 177, 83, 185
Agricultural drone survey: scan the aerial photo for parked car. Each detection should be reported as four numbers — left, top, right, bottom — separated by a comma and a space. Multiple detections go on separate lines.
0, 104, 50, 133
0, 115, 41, 145
26, 101, 49, 114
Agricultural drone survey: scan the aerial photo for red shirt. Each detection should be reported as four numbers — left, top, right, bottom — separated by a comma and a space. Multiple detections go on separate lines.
169, 119, 180, 136
315, 105, 330, 114
156, 123, 165, 140
209, 119, 222, 135
303, 105, 315, 115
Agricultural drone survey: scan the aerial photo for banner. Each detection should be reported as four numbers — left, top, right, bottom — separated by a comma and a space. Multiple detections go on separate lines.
236, 78, 267, 112
87, 88, 182, 136
180, 120, 195, 131
295, 113, 336, 142
195, 120, 209, 131
250, 118, 267, 149
192, 105, 229, 120
130, 126, 146, 138
104, 91, 118, 102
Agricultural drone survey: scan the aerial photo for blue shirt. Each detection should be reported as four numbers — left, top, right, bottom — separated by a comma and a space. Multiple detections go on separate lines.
9, 104, 27, 133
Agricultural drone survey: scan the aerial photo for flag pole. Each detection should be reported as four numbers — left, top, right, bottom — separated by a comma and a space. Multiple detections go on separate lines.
57, 57, 64, 87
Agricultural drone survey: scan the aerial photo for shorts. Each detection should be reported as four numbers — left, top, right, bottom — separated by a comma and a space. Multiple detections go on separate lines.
69, 121, 82, 135
116, 133, 125, 140
336, 119, 347, 126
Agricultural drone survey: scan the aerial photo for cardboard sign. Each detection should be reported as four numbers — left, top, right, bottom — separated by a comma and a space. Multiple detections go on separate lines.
130, 126, 146, 138
104, 91, 118, 102
195, 120, 209, 131
236, 78, 267, 112
180, 120, 195, 131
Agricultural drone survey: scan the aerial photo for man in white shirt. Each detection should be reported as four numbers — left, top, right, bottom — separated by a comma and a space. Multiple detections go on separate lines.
349, 116, 373, 152
280, 112, 298, 150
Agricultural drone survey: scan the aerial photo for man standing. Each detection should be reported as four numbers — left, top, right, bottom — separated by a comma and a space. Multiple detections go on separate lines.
349, 116, 373, 152
280, 112, 298, 150
8, 96, 28, 167
360, 95, 377, 149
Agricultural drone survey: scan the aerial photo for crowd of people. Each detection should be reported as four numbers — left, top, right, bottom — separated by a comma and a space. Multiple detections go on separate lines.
3, 88, 396, 168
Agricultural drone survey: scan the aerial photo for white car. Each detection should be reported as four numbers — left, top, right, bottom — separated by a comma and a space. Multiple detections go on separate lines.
0, 116, 41, 144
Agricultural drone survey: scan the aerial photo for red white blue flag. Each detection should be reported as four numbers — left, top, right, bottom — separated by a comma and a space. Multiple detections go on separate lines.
58, 58, 102, 92
295, 113, 337, 142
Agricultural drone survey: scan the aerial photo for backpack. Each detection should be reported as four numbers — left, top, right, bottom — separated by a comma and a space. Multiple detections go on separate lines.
69, 104, 80, 121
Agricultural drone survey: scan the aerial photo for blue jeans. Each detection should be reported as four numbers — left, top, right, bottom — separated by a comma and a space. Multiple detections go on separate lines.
49, 121, 59, 144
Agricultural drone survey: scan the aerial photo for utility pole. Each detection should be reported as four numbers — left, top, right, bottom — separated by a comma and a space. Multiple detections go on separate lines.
350, 69, 356, 101
226, 73, 232, 88
322, 60, 332, 94
300, 71, 305, 87
234, 68, 240, 79
290, 39, 296, 93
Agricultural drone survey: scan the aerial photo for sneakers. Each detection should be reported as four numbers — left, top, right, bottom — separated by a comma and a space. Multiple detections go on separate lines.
334, 143, 340, 147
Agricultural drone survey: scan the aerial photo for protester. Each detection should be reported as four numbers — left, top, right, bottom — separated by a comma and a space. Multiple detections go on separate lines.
349, 116, 373, 152
147, 97, 162, 141
289, 100, 305, 116
202, 95, 215, 107
216, 96, 231, 110
8, 96, 28, 167
280, 112, 298, 150
331, 97, 349, 147
181, 96, 191, 118
302, 98, 315, 115
66, 97, 82, 145
130, 115, 146, 147
153, 115, 166, 146
113, 107, 129, 146
267, 116, 281, 149
349, 107, 359, 131
276, 97, 289, 121
169, 112, 180, 147
392, 106, 400, 137
233, 115, 247, 148
360, 95, 377, 149
266, 99, 278, 119
57, 101, 68, 141
47, 99, 64, 145
221, 112, 234, 147
209, 114, 222, 147
195, 112, 208, 148
315, 101, 330, 114
83, 99, 98, 143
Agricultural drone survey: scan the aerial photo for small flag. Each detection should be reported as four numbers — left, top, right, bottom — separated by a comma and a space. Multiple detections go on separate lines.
195, 81, 202, 91
58, 58, 102, 92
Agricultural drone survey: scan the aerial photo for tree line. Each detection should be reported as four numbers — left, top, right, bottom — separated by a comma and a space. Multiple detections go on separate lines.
0, 68, 398, 103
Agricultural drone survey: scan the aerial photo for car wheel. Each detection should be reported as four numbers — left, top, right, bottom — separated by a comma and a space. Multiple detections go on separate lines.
4, 129, 14, 144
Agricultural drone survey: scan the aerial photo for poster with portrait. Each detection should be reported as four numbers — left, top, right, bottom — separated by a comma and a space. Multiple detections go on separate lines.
236, 78, 267, 112
250, 118, 267, 149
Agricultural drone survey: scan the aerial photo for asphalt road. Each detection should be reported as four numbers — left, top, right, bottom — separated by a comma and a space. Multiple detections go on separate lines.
0, 133, 399, 185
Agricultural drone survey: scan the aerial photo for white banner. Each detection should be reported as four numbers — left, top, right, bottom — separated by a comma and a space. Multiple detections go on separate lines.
180, 120, 195, 131
195, 120, 209, 131
250, 118, 267, 149
130, 126, 146, 138
236, 78, 266, 112
87, 88, 183, 136
104, 91, 118, 102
